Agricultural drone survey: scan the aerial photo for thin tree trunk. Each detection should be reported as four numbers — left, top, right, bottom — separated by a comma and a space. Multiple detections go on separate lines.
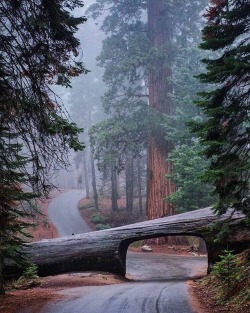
147, 0, 176, 220
111, 163, 118, 212
90, 150, 98, 210
137, 156, 143, 215
125, 156, 134, 213
116, 173, 121, 200
83, 151, 90, 199
0, 252, 4, 295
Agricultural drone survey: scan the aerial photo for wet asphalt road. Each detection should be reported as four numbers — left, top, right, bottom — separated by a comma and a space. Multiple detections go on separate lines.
48, 189, 91, 236
40, 252, 207, 313
41, 281, 194, 313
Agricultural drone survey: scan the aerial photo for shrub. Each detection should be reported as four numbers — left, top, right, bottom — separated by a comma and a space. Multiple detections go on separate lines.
79, 201, 95, 210
96, 223, 111, 231
212, 249, 245, 295
22, 264, 39, 280
130, 240, 144, 248
91, 213, 106, 224
16, 263, 39, 286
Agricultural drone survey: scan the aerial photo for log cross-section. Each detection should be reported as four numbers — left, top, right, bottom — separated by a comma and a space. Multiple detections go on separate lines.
23, 208, 249, 276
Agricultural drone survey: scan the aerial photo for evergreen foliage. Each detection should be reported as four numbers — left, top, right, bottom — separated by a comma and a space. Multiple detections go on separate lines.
88, 0, 213, 216
0, 0, 87, 293
213, 249, 244, 292
167, 142, 217, 212
89, 105, 149, 171
0, 0, 86, 195
0, 124, 36, 294
191, 0, 250, 216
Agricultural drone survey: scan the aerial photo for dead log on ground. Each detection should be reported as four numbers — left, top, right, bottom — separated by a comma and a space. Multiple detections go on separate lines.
22, 207, 249, 277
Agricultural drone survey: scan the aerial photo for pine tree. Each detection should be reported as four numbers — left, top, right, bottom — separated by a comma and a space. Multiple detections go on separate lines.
191, 0, 250, 216
0, 0, 87, 292
0, 123, 36, 294
167, 142, 217, 212
0, 0, 86, 196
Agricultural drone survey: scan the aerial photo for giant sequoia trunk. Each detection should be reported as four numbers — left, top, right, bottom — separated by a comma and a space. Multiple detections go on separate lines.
147, 1, 176, 219
18, 208, 249, 277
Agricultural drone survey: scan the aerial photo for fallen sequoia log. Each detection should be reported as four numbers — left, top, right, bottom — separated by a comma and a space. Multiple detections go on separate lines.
22, 207, 249, 277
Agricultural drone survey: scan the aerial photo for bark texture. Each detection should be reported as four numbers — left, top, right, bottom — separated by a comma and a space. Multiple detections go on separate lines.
147, 0, 176, 220
20, 208, 249, 277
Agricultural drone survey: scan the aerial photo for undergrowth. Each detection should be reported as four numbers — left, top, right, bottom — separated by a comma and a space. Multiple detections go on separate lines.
200, 249, 250, 312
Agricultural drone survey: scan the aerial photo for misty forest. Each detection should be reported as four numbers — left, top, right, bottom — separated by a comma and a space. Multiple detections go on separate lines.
0, 1, 249, 313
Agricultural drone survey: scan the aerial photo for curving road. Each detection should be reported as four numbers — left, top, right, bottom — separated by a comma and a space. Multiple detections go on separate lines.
40, 252, 207, 313
48, 190, 92, 236
43, 190, 207, 313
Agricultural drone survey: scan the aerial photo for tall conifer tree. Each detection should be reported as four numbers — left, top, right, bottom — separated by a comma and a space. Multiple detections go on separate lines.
192, 0, 250, 216
0, 126, 35, 294
0, 0, 87, 292
88, 0, 207, 219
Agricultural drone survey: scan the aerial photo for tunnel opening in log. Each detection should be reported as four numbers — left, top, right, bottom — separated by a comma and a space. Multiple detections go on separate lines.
120, 235, 208, 280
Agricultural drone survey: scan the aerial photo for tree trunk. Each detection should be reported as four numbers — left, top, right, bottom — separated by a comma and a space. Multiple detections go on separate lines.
19, 208, 249, 277
0, 252, 4, 295
111, 163, 118, 212
137, 156, 143, 215
125, 155, 134, 213
147, 0, 176, 220
90, 150, 98, 210
116, 173, 121, 200
83, 151, 90, 199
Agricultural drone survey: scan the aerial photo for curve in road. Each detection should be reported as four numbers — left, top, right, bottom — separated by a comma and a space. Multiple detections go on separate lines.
41, 253, 207, 313
41, 282, 194, 313
48, 190, 92, 236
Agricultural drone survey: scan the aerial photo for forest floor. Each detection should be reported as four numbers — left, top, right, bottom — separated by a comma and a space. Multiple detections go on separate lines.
1, 192, 248, 313
1, 273, 126, 313
78, 196, 147, 230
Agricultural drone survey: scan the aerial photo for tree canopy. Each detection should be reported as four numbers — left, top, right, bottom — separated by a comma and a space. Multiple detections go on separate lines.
191, 0, 250, 217
0, 0, 87, 293
0, 0, 87, 194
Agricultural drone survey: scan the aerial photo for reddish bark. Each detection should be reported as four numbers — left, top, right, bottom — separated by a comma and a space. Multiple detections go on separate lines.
147, 0, 176, 220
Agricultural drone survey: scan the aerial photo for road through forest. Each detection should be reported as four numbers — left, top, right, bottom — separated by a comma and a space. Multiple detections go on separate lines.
48, 189, 91, 236
43, 190, 207, 313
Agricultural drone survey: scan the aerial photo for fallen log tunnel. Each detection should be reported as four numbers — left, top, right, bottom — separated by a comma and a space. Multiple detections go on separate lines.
22, 207, 249, 277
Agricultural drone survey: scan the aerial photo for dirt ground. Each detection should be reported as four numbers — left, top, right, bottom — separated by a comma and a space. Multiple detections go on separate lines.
25, 190, 61, 242
0, 272, 126, 313
188, 278, 250, 313
128, 244, 205, 256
